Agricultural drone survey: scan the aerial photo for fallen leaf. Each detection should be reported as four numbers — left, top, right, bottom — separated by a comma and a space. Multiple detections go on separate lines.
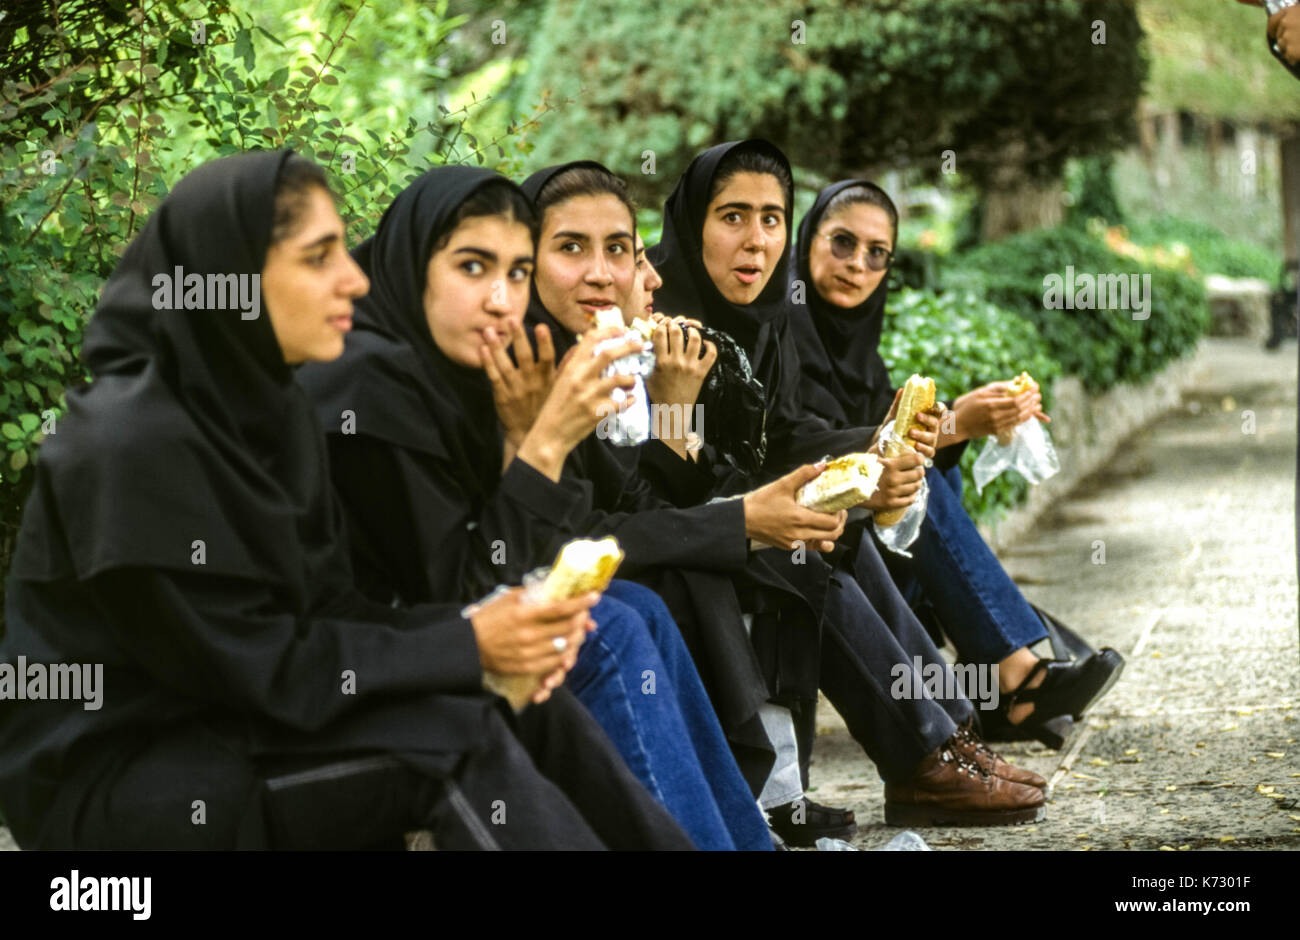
1124, 748, 1139, 756
1258, 785, 1275, 794
1220, 835, 1236, 842
1178, 845, 1190, 851
1089, 758, 1112, 767
1166, 785, 1178, 791
1159, 845, 1175, 851
1160, 809, 1171, 815
1266, 752, 1285, 759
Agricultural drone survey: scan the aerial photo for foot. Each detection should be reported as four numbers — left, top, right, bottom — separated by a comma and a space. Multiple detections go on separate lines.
767, 798, 857, 847
952, 721, 1047, 789
883, 741, 1045, 827
1005, 648, 1125, 726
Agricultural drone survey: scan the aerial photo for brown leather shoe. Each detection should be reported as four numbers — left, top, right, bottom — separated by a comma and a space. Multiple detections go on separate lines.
952, 722, 1047, 790
884, 741, 1045, 827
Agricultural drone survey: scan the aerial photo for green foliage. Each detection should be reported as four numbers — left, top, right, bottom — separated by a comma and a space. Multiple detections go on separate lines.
943, 224, 1210, 393
1126, 214, 1284, 281
0, 0, 541, 609
1067, 154, 1125, 227
512, 0, 1147, 205
879, 288, 1061, 525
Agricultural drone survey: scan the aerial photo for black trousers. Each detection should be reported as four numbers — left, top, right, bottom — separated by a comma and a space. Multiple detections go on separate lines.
797, 533, 974, 787
57, 688, 693, 851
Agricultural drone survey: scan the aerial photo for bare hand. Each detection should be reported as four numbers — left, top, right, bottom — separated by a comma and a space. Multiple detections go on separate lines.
470, 588, 599, 677
645, 321, 718, 415
862, 450, 925, 512
481, 322, 557, 449
953, 380, 1049, 441
743, 462, 848, 552
516, 326, 642, 479
1270, 6, 1300, 64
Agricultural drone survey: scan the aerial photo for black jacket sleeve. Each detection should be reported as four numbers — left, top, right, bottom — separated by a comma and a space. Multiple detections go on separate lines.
566, 439, 749, 575
87, 566, 483, 734
325, 433, 591, 606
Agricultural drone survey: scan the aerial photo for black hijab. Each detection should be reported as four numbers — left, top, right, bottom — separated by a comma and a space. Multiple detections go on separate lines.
518, 160, 615, 361
647, 139, 793, 358
789, 180, 896, 429
11, 150, 347, 608
297, 166, 525, 498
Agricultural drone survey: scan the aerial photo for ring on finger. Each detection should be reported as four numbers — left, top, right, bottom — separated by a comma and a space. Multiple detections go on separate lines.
552, 636, 568, 652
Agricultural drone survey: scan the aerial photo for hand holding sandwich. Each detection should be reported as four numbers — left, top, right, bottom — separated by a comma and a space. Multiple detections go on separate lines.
940, 379, 1050, 447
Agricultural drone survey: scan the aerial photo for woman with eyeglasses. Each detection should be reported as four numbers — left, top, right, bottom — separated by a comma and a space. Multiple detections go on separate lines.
788, 180, 1124, 747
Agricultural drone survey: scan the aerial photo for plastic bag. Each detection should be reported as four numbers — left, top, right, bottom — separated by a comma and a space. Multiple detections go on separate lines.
972, 418, 1060, 494
871, 422, 929, 557
594, 329, 656, 447
691, 324, 768, 475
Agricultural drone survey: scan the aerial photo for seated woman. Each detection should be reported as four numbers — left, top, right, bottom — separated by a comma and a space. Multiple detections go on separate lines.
788, 180, 1123, 746
517, 157, 1045, 832
0, 151, 692, 851
296, 164, 769, 850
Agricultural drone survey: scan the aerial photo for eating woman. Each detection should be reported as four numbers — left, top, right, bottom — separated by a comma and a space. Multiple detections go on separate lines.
788, 179, 1123, 746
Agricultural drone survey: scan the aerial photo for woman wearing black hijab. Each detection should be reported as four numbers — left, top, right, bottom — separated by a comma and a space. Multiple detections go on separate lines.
789, 180, 1124, 746
644, 140, 1048, 827
297, 164, 764, 850
0, 150, 691, 850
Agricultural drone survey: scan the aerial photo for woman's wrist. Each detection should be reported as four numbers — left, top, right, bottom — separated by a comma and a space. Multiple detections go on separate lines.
515, 429, 567, 482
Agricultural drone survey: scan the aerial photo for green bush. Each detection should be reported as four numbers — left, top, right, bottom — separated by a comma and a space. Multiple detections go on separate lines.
943, 224, 1210, 392
1126, 214, 1284, 281
879, 288, 1062, 525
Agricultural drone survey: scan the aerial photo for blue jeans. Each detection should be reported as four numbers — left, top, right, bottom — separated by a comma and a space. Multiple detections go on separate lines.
567, 579, 772, 851
878, 464, 1048, 665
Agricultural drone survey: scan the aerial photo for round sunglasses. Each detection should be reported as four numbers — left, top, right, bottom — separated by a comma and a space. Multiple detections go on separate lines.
822, 231, 894, 271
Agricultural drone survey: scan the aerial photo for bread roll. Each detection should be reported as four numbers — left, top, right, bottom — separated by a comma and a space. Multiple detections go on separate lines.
875, 374, 936, 527
996, 372, 1035, 446
797, 452, 884, 513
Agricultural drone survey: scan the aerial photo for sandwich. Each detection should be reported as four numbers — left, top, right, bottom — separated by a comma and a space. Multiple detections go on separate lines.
997, 372, 1036, 445
797, 452, 884, 513
875, 374, 937, 527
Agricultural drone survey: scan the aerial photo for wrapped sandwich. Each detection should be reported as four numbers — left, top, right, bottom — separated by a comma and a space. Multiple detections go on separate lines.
797, 452, 884, 513
482, 537, 625, 710
875, 374, 937, 528
997, 372, 1036, 445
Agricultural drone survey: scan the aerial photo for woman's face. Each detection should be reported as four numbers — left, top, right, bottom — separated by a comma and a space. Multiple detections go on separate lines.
261, 186, 370, 364
534, 193, 636, 334
626, 234, 664, 322
807, 202, 894, 310
700, 171, 787, 305
423, 214, 535, 368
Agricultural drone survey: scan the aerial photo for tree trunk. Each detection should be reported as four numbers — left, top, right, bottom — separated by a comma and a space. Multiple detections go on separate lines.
1282, 130, 1300, 266
1206, 117, 1222, 190
980, 177, 1064, 242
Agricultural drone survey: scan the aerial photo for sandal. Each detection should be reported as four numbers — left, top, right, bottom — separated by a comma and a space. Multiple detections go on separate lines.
983, 648, 1125, 748
767, 798, 857, 847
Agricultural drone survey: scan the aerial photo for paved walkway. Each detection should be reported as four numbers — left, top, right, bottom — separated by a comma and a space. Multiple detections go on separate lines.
1, 339, 1295, 852
810, 337, 1300, 850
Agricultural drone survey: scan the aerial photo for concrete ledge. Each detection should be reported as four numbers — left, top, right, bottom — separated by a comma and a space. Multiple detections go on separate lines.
975, 340, 1213, 552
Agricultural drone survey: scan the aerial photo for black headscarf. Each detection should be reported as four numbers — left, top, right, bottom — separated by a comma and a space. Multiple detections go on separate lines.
297, 165, 521, 497
517, 160, 615, 361
647, 139, 793, 358
11, 150, 348, 608
788, 180, 897, 429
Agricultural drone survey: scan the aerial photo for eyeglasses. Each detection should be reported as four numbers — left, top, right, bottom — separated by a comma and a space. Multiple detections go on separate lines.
822, 232, 894, 271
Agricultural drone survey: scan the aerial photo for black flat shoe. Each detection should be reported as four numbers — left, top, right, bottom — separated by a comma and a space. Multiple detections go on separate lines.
1007, 647, 1125, 722
767, 798, 856, 847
